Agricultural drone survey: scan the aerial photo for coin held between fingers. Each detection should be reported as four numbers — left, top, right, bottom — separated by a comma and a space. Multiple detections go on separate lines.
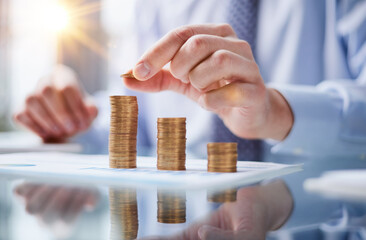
120, 73, 137, 79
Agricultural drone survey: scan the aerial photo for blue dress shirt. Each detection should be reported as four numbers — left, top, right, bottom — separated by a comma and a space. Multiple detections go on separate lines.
129, 0, 366, 157
79, 0, 366, 157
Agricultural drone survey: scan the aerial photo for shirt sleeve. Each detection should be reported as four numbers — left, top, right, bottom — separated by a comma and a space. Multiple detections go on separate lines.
269, 1, 366, 156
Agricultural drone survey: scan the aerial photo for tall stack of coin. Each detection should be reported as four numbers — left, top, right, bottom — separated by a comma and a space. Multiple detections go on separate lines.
109, 188, 139, 240
109, 96, 138, 168
157, 190, 186, 224
207, 142, 238, 202
157, 118, 186, 171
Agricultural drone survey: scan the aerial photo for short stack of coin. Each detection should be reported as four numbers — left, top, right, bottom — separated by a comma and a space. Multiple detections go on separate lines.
109, 96, 138, 168
157, 118, 186, 171
207, 142, 237, 172
157, 190, 186, 224
207, 142, 238, 202
109, 188, 139, 240
207, 188, 237, 203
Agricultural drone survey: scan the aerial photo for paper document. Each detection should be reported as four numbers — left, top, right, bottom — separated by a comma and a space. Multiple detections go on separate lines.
304, 170, 366, 202
0, 152, 302, 190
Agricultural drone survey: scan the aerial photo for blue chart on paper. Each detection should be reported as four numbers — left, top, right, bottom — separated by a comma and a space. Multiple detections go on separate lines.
0, 152, 302, 190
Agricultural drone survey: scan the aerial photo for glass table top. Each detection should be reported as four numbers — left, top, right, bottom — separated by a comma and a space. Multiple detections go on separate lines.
0, 152, 366, 240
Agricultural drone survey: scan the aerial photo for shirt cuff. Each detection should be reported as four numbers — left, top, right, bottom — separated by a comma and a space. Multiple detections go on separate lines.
268, 84, 344, 156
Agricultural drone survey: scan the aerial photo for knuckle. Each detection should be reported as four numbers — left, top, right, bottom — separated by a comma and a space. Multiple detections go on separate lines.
218, 23, 234, 35
25, 95, 37, 106
188, 35, 207, 52
173, 26, 195, 42
40, 86, 53, 98
190, 74, 205, 90
13, 112, 24, 122
212, 50, 231, 66
237, 40, 250, 51
60, 85, 73, 95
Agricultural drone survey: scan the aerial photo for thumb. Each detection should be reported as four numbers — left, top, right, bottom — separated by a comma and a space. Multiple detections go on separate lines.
123, 69, 201, 102
198, 225, 236, 240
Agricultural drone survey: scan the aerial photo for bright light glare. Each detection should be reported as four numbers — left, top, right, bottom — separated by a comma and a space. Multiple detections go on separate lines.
43, 4, 70, 33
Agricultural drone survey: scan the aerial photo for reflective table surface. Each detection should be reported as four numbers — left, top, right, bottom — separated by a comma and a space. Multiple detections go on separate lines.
1, 151, 366, 240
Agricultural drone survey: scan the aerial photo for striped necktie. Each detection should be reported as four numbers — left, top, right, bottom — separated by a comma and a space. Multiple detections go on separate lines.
212, 0, 262, 161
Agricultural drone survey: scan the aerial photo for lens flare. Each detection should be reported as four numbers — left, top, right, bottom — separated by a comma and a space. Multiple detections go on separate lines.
45, 4, 70, 32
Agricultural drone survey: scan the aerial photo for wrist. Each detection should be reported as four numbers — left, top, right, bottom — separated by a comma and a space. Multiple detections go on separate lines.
265, 88, 294, 141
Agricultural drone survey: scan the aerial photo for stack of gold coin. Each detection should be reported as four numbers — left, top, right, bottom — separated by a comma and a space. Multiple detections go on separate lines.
157, 118, 186, 171
109, 96, 138, 168
157, 190, 186, 224
207, 188, 237, 203
207, 142, 238, 202
207, 142, 237, 172
109, 188, 139, 240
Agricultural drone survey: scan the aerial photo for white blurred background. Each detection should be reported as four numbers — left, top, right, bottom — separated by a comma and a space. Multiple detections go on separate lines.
0, 0, 138, 131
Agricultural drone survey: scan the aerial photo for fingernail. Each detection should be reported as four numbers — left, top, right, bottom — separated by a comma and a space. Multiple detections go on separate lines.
181, 77, 189, 84
134, 62, 150, 79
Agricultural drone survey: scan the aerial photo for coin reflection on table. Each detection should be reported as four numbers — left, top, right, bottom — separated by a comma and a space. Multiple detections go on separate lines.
207, 188, 237, 203
157, 189, 186, 224
109, 188, 139, 240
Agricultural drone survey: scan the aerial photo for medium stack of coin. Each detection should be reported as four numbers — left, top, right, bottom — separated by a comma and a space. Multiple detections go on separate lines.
207, 142, 237, 172
109, 188, 139, 240
157, 190, 186, 224
109, 96, 138, 168
157, 118, 186, 171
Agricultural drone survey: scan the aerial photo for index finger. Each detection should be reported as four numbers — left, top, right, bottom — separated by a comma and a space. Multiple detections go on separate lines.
133, 24, 236, 80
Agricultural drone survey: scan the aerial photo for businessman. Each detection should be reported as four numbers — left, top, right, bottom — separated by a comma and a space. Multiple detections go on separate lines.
14, 0, 366, 158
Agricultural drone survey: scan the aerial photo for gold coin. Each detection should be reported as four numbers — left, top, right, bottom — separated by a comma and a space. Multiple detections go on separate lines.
120, 73, 137, 79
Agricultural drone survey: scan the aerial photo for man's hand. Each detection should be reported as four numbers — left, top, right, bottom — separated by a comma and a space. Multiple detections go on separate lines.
141, 180, 293, 240
13, 65, 98, 142
124, 24, 293, 140
14, 183, 99, 237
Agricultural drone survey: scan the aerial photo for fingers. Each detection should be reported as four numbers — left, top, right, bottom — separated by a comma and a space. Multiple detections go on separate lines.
133, 24, 236, 80
13, 68, 98, 141
123, 69, 202, 102
198, 82, 265, 111
39, 85, 76, 135
85, 98, 98, 120
61, 85, 91, 130
62, 189, 89, 223
170, 35, 252, 83
26, 185, 56, 214
189, 50, 258, 91
14, 111, 48, 139
198, 225, 257, 240
15, 183, 40, 201
40, 187, 69, 223
198, 225, 237, 240
25, 95, 64, 136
